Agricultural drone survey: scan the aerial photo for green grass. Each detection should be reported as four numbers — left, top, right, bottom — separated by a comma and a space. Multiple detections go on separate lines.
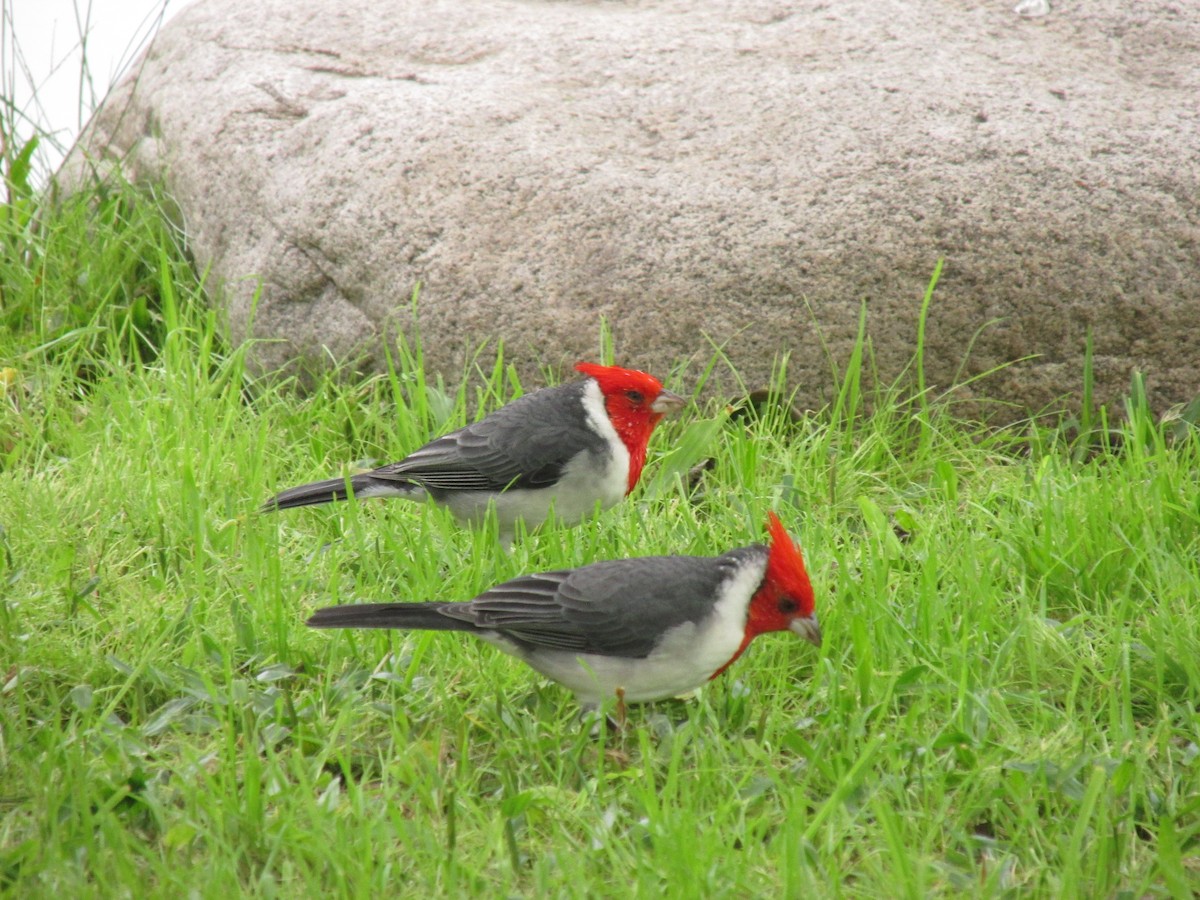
3, 171, 1200, 897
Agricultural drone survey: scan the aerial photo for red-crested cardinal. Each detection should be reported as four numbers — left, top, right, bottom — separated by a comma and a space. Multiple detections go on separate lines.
307, 513, 820, 709
263, 362, 685, 544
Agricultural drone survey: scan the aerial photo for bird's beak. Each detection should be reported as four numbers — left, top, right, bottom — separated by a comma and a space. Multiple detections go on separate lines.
651, 389, 686, 416
790, 615, 822, 647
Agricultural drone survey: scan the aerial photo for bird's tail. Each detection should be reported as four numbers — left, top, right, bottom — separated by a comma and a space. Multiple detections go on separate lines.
307, 602, 473, 632
261, 473, 417, 512
262, 475, 357, 511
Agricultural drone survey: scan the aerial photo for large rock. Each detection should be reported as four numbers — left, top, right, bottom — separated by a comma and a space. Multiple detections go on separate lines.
62, 0, 1200, 417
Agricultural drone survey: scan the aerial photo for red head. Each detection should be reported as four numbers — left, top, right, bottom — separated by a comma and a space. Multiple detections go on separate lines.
712, 513, 820, 680
575, 362, 685, 493
753, 511, 819, 644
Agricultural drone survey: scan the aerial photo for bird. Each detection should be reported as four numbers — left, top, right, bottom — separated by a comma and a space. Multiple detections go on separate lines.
306, 512, 820, 711
262, 362, 685, 544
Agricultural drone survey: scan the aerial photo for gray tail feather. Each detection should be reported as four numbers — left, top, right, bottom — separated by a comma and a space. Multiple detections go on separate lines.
307, 602, 475, 632
262, 474, 368, 512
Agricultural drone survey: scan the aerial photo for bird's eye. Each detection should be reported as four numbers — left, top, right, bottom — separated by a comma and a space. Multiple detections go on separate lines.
778, 598, 797, 614
625, 390, 644, 404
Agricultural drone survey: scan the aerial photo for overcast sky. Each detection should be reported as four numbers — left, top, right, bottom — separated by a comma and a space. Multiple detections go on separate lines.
8, 0, 186, 180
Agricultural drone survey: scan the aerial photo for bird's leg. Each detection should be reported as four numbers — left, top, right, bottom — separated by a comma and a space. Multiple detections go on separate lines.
596, 687, 628, 736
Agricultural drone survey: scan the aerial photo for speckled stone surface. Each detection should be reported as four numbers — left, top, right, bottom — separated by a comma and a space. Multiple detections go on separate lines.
62, 0, 1200, 416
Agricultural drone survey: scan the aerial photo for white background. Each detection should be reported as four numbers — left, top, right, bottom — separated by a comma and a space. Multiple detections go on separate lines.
6, 0, 186, 180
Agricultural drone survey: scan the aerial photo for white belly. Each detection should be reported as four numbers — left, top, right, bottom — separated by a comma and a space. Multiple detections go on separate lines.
517, 626, 745, 705
440, 451, 627, 529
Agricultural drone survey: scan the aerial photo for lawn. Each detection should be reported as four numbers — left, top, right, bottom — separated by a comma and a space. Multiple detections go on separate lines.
1, 163, 1198, 897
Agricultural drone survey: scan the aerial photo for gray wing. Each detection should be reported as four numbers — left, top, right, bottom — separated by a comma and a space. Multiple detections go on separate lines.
442, 547, 767, 658
367, 381, 610, 494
